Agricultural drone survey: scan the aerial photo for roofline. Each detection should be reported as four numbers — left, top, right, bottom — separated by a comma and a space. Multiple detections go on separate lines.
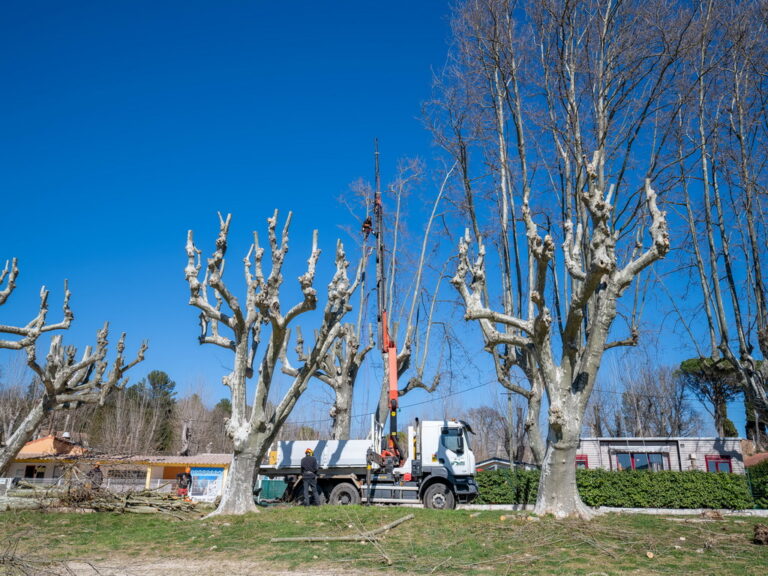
579, 437, 744, 441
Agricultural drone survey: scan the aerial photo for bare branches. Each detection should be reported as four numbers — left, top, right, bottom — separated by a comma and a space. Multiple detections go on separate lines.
615, 181, 670, 287
0, 281, 73, 351
452, 230, 533, 345
0, 258, 19, 305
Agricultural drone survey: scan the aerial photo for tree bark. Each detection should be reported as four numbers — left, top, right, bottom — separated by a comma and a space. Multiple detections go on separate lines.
534, 439, 591, 519
216, 449, 258, 515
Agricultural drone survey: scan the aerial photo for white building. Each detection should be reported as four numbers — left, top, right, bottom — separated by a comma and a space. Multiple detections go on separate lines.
576, 437, 745, 474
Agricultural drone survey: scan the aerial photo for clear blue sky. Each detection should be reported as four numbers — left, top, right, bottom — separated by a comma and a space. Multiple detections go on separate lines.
0, 1, 738, 438
0, 1, 454, 409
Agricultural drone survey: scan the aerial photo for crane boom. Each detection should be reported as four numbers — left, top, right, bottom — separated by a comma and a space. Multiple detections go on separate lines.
373, 142, 402, 465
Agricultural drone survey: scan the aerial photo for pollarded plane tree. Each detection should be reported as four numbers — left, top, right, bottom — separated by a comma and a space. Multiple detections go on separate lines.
185, 211, 359, 515
0, 258, 147, 474
673, 0, 768, 448
283, 318, 374, 440
282, 200, 374, 441
439, 0, 687, 518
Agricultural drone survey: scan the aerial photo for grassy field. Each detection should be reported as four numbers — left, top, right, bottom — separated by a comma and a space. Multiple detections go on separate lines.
1, 505, 766, 575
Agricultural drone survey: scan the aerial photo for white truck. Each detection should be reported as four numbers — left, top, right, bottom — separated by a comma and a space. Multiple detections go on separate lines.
260, 418, 478, 509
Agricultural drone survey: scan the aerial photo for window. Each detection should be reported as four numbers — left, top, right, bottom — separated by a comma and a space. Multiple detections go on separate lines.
705, 455, 732, 473
440, 427, 464, 453
575, 455, 589, 469
615, 452, 667, 471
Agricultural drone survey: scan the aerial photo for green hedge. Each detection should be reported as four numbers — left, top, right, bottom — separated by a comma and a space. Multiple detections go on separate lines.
475, 468, 755, 509
475, 469, 539, 504
747, 460, 768, 509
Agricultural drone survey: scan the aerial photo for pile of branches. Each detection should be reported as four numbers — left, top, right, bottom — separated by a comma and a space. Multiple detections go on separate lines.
61, 487, 198, 517
8, 468, 198, 518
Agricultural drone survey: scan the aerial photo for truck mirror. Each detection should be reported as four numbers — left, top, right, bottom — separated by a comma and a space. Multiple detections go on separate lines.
456, 435, 464, 454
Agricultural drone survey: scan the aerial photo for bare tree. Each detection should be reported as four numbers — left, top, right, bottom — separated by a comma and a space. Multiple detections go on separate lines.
287, 322, 374, 439
185, 212, 358, 515
441, 0, 686, 518
371, 158, 458, 432
0, 258, 147, 474
672, 0, 768, 449
311, 157, 457, 442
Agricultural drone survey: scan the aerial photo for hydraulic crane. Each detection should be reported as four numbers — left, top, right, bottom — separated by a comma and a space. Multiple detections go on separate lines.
365, 142, 403, 468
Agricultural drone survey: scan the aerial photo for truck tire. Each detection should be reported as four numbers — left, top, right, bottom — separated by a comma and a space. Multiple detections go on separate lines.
328, 482, 361, 505
422, 483, 455, 510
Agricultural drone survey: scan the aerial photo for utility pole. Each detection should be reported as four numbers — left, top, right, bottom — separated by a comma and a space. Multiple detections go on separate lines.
504, 392, 515, 469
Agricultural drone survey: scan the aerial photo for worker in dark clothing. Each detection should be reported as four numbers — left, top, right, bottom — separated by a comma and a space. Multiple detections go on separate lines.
176, 467, 193, 501
86, 462, 103, 488
300, 448, 319, 506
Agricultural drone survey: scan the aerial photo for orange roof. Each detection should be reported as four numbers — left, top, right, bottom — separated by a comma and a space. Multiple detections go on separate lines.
744, 452, 768, 468
17, 435, 86, 458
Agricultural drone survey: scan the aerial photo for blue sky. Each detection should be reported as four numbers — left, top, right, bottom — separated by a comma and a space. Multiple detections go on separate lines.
0, 2, 456, 413
0, 1, 741, 437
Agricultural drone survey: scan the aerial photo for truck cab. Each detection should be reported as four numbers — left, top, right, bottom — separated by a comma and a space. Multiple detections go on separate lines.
393, 419, 477, 508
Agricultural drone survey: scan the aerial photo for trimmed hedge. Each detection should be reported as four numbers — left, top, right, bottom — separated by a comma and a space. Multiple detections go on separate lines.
747, 460, 768, 509
475, 469, 539, 504
475, 468, 755, 509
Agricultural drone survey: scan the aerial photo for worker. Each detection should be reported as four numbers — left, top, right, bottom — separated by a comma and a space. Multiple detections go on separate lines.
86, 462, 103, 489
300, 448, 319, 506
176, 467, 193, 501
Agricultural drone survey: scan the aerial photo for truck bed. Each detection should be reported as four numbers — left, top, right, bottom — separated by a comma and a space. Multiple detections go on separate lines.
262, 439, 373, 474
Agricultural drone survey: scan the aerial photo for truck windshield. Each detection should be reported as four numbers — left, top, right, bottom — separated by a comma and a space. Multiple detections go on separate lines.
441, 427, 464, 453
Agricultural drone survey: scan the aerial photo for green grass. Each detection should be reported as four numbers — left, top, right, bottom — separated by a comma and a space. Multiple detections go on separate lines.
1, 506, 766, 575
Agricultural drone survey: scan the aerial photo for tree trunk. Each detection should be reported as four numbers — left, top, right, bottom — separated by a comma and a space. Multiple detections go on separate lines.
211, 449, 259, 516
714, 398, 728, 437
331, 383, 352, 440
534, 437, 592, 519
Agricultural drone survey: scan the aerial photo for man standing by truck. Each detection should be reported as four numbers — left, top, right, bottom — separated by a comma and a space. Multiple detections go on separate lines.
300, 448, 319, 506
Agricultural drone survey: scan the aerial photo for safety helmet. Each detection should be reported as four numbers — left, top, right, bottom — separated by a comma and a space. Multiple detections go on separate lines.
185, 467, 191, 473
305, 448, 313, 455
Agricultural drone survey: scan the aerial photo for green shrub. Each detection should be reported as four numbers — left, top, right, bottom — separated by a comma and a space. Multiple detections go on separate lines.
747, 460, 768, 509
475, 468, 754, 509
475, 469, 539, 504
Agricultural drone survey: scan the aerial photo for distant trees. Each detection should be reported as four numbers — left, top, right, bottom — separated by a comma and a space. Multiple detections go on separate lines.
0, 258, 146, 474
460, 402, 530, 463
84, 370, 177, 454
620, 366, 702, 438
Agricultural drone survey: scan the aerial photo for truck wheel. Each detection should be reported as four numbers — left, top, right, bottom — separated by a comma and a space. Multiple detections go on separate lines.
423, 483, 455, 510
328, 482, 361, 505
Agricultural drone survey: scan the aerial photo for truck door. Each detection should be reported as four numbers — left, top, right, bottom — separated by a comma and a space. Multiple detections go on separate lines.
438, 426, 474, 476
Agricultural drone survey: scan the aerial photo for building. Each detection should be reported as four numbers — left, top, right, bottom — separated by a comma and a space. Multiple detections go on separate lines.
477, 438, 746, 474
4, 434, 231, 501
576, 437, 745, 474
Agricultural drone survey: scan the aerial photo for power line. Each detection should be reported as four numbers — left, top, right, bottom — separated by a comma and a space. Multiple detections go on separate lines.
287, 378, 496, 427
